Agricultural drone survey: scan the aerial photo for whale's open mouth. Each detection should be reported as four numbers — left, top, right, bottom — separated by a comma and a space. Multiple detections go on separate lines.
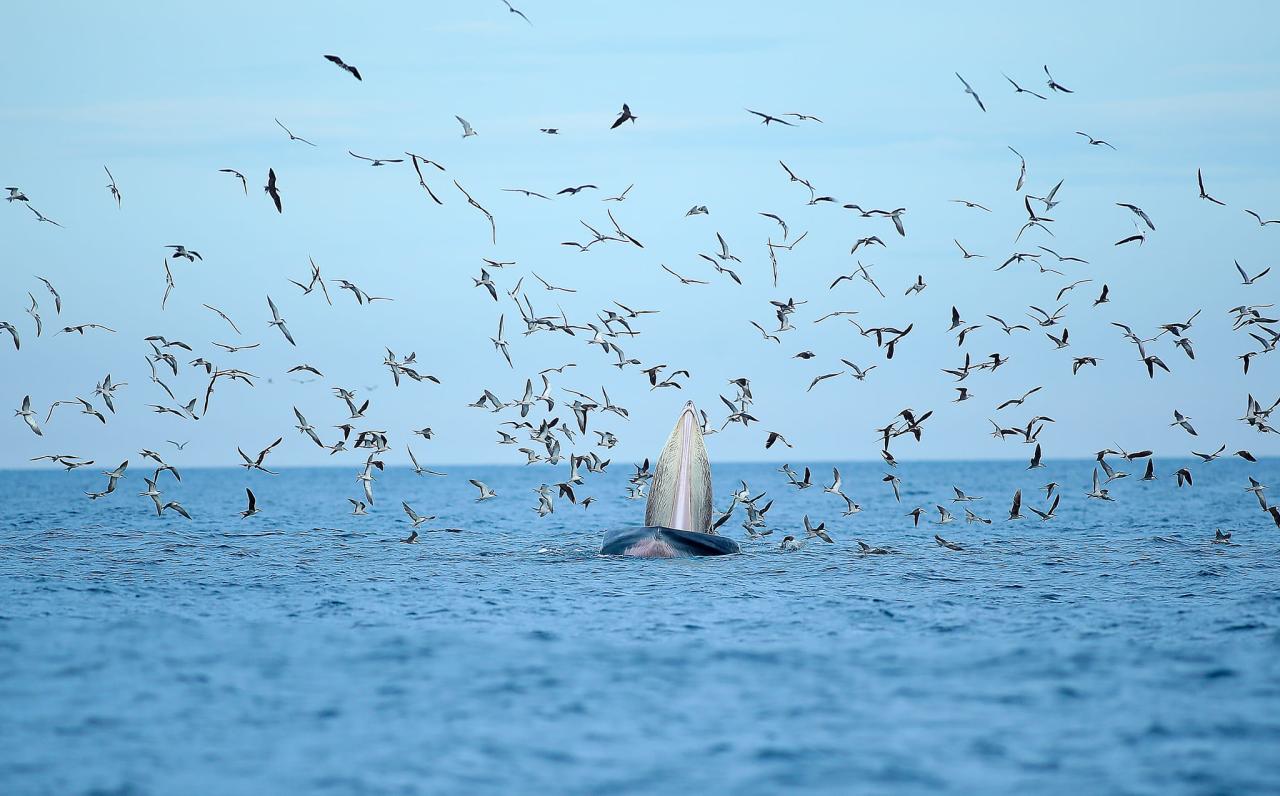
645, 401, 711, 533
601, 403, 739, 558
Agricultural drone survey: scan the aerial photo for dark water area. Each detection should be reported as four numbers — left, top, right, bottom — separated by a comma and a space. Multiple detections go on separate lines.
2, 459, 1278, 795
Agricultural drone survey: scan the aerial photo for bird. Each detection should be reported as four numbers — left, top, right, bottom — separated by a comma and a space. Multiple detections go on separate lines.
491, 315, 513, 367
1028, 495, 1061, 521
263, 168, 282, 213
1191, 444, 1227, 463
239, 488, 260, 518
348, 151, 404, 166
324, 54, 362, 80
1075, 131, 1116, 149
661, 264, 708, 286
1007, 489, 1025, 520
500, 0, 532, 24
1235, 260, 1270, 285
266, 296, 295, 346
0, 321, 20, 351
166, 244, 202, 262
802, 515, 833, 543
934, 535, 963, 551
745, 109, 795, 126
1027, 443, 1044, 470
1243, 209, 1279, 226
274, 118, 316, 146
1086, 468, 1114, 501
104, 166, 121, 207
1002, 73, 1047, 100
604, 184, 634, 202
883, 473, 902, 502
219, 168, 248, 193
1171, 410, 1198, 436
454, 180, 496, 244
27, 205, 63, 226
1197, 168, 1226, 205
16, 395, 42, 436
238, 438, 283, 474
765, 431, 793, 450
1043, 65, 1073, 93
1000, 146, 1027, 192
456, 116, 478, 138
1116, 203, 1155, 230
402, 501, 435, 528
610, 103, 636, 129
997, 386, 1042, 411
470, 479, 497, 501
955, 73, 986, 111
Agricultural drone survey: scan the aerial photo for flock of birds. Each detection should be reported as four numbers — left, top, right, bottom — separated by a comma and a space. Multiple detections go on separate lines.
5, 39, 1279, 551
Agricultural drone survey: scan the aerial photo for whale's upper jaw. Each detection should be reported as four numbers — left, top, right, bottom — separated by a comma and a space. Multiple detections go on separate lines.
645, 402, 712, 532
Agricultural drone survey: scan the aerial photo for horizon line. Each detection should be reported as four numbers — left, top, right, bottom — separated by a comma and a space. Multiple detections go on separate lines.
2, 454, 1272, 473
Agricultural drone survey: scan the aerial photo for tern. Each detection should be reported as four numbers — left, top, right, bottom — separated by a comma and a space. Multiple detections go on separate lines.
239, 488, 260, 518
955, 73, 986, 111
323, 54, 361, 80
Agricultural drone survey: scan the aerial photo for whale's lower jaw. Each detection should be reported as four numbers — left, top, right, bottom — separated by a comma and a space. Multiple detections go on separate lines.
602, 526, 741, 558
623, 538, 680, 558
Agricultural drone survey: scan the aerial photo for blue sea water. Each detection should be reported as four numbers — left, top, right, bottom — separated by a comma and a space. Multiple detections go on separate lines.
2, 458, 1278, 795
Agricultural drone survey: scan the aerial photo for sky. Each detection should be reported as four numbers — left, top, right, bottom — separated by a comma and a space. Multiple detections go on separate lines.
2, 1, 1279, 470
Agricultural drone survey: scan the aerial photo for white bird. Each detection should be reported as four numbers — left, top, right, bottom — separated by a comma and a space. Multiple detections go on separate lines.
402, 501, 435, 528
266, 296, 296, 346
16, 395, 42, 435
470, 479, 497, 501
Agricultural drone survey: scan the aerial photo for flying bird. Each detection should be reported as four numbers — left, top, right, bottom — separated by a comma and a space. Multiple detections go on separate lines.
1197, 168, 1226, 205
1002, 73, 1047, 100
610, 103, 636, 129
1043, 65, 1073, 93
274, 118, 316, 146
500, 0, 532, 24
955, 73, 986, 111
104, 166, 121, 207
746, 108, 795, 125
324, 54, 362, 81
219, 168, 248, 193
263, 168, 282, 213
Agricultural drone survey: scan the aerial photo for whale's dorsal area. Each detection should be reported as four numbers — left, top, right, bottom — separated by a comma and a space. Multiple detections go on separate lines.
645, 401, 712, 533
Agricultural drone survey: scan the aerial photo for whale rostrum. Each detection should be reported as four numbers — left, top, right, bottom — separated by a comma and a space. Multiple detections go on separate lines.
644, 400, 712, 532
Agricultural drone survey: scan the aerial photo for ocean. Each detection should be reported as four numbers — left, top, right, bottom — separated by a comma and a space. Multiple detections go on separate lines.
2, 458, 1278, 795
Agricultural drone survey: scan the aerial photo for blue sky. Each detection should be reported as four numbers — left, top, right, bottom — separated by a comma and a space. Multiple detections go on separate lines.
2, 1, 1279, 469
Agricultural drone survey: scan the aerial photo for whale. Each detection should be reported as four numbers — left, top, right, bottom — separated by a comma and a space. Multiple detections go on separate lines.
601, 401, 741, 557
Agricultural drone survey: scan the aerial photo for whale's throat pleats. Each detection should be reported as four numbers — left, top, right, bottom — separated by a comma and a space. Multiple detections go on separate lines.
645, 405, 712, 532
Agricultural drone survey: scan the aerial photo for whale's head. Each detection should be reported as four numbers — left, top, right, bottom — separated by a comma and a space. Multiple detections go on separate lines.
645, 402, 712, 532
